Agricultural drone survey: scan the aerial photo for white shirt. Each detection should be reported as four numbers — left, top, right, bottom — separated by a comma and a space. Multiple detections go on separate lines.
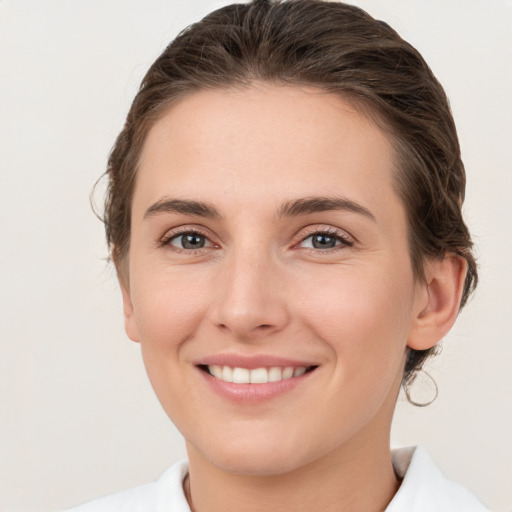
65, 446, 488, 511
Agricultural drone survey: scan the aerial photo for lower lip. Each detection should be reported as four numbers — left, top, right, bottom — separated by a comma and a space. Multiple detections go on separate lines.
197, 368, 316, 403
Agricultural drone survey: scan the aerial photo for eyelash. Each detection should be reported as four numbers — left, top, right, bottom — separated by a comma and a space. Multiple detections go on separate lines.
160, 227, 354, 253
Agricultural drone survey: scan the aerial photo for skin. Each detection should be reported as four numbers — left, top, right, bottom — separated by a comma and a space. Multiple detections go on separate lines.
120, 85, 466, 512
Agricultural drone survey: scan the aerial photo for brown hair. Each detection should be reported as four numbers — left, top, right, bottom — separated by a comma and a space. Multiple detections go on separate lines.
102, 0, 477, 389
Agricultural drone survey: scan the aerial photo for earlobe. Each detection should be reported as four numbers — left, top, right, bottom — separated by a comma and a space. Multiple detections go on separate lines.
119, 276, 141, 343
408, 254, 467, 351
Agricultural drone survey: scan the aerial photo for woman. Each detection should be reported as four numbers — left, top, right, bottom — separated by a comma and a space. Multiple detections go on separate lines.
67, 1, 487, 510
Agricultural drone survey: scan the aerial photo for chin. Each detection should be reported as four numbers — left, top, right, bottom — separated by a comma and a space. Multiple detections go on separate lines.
188, 428, 327, 477
208, 449, 306, 476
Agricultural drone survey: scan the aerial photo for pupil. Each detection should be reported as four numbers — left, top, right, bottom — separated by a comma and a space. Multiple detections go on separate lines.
312, 234, 336, 249
182, 234, 205, 249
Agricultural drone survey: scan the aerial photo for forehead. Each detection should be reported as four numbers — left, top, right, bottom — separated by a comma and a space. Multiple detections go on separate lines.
135, 85, 402, 224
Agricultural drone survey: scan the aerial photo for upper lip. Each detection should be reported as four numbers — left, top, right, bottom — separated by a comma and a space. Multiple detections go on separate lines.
194, 354, 317, 369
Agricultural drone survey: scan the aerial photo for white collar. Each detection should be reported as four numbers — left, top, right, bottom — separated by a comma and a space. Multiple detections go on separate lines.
386, 446, 488, 511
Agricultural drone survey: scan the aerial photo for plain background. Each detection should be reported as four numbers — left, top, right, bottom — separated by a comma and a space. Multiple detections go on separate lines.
1, 0, 511, 510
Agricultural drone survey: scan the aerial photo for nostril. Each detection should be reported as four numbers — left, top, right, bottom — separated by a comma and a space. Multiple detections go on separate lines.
216, 322, 275, 332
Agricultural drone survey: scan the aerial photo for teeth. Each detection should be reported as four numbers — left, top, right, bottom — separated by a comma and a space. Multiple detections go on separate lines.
282, 367, 294, 379
222, 366, 233, 383
232, 367, 250, 384
268, 367, 282, 382
207, 365, 310, 384
250, 367, 269, 384
293, 367, 306, 377
209, 365, 223, 379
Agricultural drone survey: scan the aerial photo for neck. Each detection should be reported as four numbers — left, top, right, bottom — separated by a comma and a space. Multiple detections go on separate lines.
184, 429, 399, 512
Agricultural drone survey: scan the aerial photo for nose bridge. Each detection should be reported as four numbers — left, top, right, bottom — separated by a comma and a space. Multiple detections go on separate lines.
211, 241, 289, 338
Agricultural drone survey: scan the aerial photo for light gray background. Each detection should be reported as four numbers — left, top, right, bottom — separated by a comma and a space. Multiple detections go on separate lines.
1, 1, 511, 510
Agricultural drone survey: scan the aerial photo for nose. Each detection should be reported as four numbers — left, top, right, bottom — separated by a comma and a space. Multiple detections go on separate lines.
208, 249, 290, 340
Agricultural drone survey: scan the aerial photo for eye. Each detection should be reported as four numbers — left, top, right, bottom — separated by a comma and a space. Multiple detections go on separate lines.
298, 230, 353, 250
162, 230, 214, 251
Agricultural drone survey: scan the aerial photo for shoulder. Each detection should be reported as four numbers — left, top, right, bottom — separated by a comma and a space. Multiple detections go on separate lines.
387, 446, 489, 512
63, 460, 190, 512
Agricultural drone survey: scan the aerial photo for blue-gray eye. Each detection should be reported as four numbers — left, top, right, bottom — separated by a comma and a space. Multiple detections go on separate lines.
170, 233, 208, 249
311, 234, 337, 249
300, 233, 339, 249
299, 231, 353, 250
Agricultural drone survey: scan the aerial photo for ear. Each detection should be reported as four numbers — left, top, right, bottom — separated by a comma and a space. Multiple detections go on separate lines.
118, 271, 140, 344
408, 254, 467, 351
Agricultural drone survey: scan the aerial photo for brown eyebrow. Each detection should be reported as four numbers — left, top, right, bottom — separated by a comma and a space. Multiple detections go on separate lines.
278, 196, 376, 221
144, 198, 222, 220
144, 196, 375, 222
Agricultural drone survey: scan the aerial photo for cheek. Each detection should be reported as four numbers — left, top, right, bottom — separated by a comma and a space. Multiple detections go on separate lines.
129, 271, 210, 420
296, 265, 415, 374
131, 270, 210, 352
292, 268, 414, 435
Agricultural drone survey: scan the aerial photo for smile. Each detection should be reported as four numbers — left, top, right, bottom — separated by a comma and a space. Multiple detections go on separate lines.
203, 365, 315, 384
196, 358, 319, 403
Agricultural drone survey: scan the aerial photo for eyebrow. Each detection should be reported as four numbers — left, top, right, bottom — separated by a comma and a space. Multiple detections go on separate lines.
278, 196, 376, 221
144, 198, 222, 220
143, 195, 376, 222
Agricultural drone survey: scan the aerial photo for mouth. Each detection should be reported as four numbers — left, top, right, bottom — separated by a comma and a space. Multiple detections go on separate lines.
194, 355, 320, 402
198, 364, 318, 384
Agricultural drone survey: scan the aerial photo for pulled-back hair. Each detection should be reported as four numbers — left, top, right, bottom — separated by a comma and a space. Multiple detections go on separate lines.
102, 0, 477, 389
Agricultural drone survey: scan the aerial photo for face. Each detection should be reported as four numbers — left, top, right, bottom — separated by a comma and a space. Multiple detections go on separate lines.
122, 85, 427, 475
